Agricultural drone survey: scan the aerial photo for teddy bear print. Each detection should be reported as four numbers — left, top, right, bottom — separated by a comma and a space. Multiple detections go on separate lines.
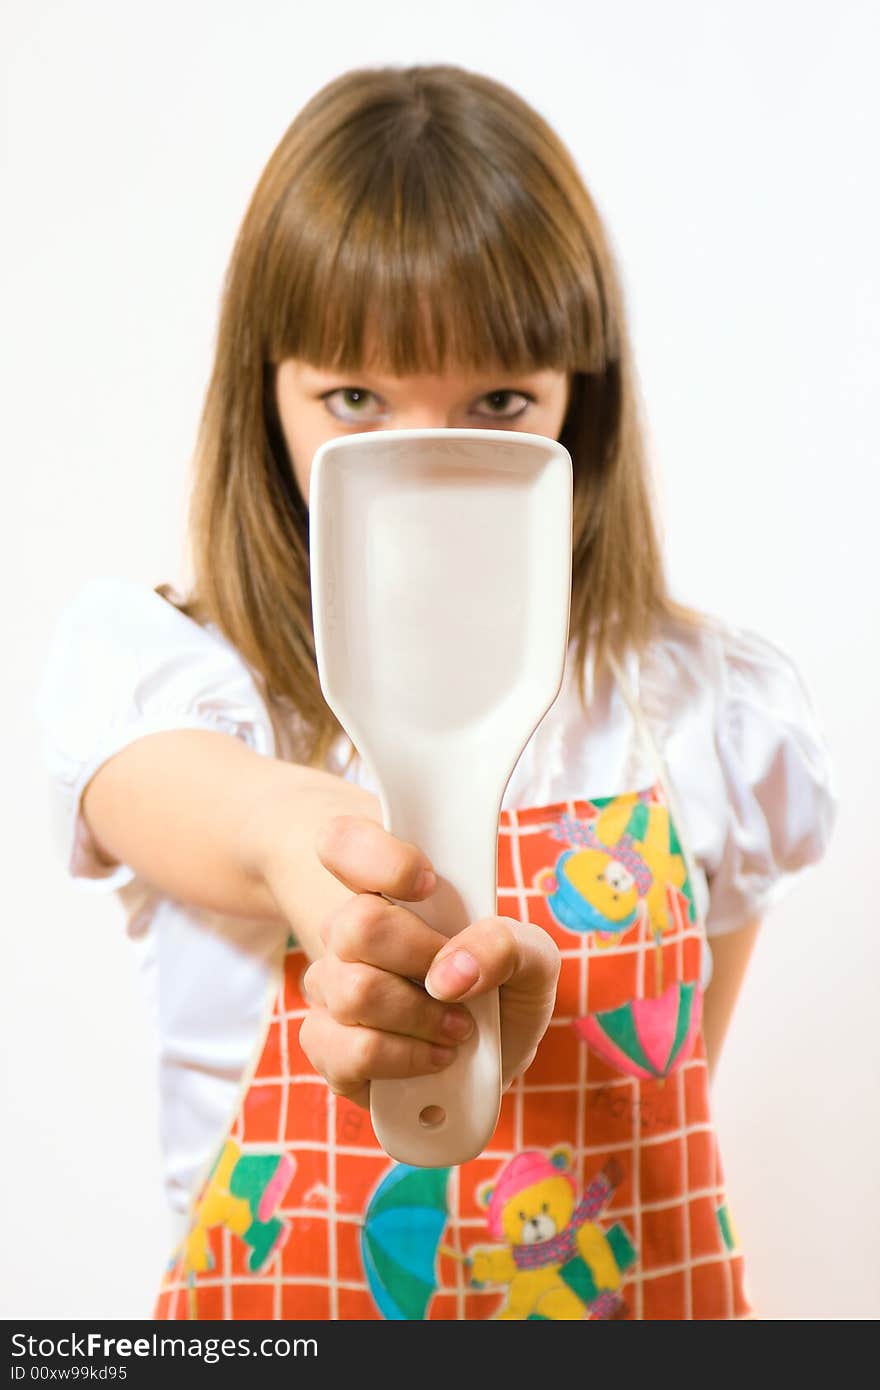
535, 792, 690, 946
470, 1148, 637, 1320
174, 1138, 294, 1277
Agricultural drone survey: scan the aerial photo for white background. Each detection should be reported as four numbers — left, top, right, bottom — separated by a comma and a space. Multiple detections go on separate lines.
3, 0, 877, 1320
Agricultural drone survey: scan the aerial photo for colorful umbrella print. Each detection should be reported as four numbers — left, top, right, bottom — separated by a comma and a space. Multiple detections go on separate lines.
574, 980, 703, 1081
360, 1164, 452, 1320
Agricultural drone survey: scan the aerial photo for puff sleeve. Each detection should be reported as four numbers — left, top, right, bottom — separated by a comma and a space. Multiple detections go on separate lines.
703, 622, 839, 937
34, 576, 277, 892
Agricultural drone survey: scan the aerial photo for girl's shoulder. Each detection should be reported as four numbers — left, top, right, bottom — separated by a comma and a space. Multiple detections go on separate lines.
640, 603, 838, 809
643, 605, 819, 718
41, 573, 262, 718
36, 577, 281, 895
44, 573, 243, 660
39, 573, 267, 694
641, 607, 839, 936
38, 571, 281, 753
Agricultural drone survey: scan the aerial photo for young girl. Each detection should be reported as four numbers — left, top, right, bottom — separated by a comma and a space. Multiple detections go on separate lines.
36, 64, 837, 1321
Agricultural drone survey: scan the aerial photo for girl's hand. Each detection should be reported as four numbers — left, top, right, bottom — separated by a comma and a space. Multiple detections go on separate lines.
297, 814, 561, 1110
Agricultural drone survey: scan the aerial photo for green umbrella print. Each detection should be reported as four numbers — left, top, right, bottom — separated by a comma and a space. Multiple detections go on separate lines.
360, 1164, 452, 1320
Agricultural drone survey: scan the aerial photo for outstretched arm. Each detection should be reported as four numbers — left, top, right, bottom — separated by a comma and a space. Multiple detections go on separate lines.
81, 729, 561, 1105
81, 727, 382, 961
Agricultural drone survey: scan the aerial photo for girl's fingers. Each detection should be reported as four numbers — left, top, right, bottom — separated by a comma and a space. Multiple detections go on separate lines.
298, 1006, 457, 1109
321, 888, 450, 979
425, 915, 560, 1005
302, 955, 474, 1047
302, 888, 560, 1107
424, 917, 560, 1092
315, 814, 436, 900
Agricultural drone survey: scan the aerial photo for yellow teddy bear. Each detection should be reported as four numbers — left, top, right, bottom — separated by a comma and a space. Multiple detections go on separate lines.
536, 793, 689, 945
470, 1149, 636, 1320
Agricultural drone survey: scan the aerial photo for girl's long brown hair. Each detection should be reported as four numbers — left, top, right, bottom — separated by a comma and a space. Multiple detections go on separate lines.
168, 64, 712, 771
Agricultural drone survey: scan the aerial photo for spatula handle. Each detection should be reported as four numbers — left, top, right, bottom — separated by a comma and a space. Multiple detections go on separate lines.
367, 773, 503, 1166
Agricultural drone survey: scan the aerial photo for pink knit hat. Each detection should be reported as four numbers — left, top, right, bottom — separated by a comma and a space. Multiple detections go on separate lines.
486, 1151, 576, 1238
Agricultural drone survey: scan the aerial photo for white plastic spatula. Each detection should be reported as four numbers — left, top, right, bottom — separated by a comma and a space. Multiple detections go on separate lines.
309, 427, 572, 1165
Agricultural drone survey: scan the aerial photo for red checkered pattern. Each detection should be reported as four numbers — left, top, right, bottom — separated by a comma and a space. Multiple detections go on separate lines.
154, 781, 753, 1320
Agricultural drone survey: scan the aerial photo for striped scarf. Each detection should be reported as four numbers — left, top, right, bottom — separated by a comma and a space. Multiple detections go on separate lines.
553, 812, 653, 897
513, 1175, 612, 1270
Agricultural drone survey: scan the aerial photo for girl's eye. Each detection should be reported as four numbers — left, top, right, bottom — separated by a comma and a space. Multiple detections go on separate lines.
319, 387, 534, 424
475, 390, 532, 420
320, 387, 384, 423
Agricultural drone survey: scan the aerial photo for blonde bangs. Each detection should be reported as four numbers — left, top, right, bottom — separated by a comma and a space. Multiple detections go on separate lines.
260, 87, 609, 378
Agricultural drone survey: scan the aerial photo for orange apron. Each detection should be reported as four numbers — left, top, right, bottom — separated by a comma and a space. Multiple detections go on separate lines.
154, 654, 753, 1320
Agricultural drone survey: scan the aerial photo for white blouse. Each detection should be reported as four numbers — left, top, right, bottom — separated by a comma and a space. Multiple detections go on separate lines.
34, 577, 839, 1237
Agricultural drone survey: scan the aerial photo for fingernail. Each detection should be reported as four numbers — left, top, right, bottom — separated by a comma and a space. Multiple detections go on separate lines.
426, 949, 480, 1000
430, 1045, 456, 1068
416, 867, 436, 895
440, 1009, 474, 1041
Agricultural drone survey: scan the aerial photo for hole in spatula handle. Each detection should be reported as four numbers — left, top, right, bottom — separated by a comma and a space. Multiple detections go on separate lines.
418, 1105, 446, 1129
